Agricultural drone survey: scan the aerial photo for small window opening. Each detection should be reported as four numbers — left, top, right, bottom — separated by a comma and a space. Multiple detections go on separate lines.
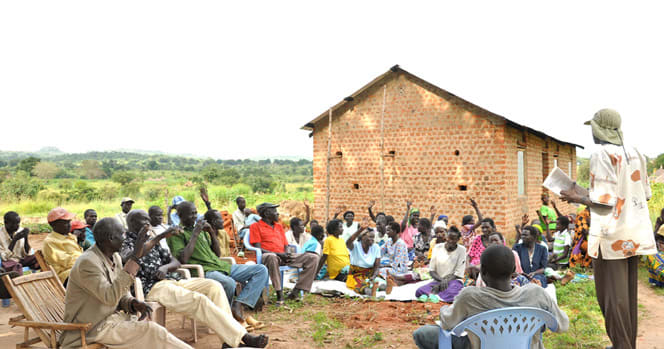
458, 185, 468, 191
335, 151, 343, 157
353, 183, 360, 190
454, 150, 460, 156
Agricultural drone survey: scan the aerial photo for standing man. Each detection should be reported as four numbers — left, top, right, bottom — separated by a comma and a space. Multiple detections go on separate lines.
83, 209, 97, 244
250, 203, 318, 304
562, 108, 656, 349
115, 197, 134, 230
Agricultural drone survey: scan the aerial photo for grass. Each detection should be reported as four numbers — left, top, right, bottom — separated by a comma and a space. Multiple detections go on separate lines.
543, 267, 609, 349
311, 311, 345, 346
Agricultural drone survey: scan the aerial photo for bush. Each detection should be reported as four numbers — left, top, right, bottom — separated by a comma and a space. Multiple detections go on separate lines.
65, 180, 99, 201
246, 176, 277, 194
120, 182, 142, 198
0, 171, 44, 199
98, 183, 121, 201
111, 171, 136, 185
37, 189, 66, 203
143, 185, 166, 201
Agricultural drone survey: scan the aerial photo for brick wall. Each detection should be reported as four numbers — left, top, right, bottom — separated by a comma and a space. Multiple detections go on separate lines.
311, 73, 577, 239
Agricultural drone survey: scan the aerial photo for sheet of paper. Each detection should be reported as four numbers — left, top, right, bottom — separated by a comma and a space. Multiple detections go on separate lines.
542, 167, 574, 196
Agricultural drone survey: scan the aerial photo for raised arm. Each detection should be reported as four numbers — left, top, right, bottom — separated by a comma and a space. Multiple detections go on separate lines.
200, 187, 213, 211
206, 224, 222, 257
429, 205, 436, 223
551, 200, 563, 218
368, 200, 377, 222
469, 198, 483, 231
346, 217, 369, 250
537, 210, 553, 242
167, 205, 175, 226
303, 201, 311, 227
401, 200, 412, 232
332, 205, 345, 220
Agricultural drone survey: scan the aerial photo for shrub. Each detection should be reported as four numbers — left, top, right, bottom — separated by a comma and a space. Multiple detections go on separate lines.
98, 183, 121, 201
0, 171, 44, 199
246, 176, 277, 194
120, 182, 142, 198
111, 171, 136, 185
37, 189, 66, 203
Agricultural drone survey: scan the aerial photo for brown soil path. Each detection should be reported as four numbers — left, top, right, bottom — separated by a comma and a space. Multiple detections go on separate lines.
638, 280, 664, 348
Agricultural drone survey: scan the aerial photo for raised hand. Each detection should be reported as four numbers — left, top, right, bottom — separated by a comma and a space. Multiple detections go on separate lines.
406, 200, 412, 208
469, 198, 478, 208
430, 205, 436, 215
360, 216, 370, 230
303, 200, 309, 208
133, 224, 150, 258
162, 226, 182, 239
521, 214, 529, 227
368, 200, 375, 209
199, 187, 210, 203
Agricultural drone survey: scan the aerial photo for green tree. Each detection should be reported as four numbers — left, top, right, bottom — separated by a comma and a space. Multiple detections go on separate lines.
32, 161, 59, 179
0, 171, 44, 199
577, 158, 589, 186
17, 157, 40, 175
80, 159, 105, 179
111, 170, 135, 185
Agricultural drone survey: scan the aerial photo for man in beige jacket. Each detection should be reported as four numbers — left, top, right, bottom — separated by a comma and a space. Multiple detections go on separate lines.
59, 217, 190, 349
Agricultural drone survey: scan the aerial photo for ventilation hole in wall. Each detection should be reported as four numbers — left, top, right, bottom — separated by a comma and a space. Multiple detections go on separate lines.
335, 151, 343, 157
454, 150, 460, 156
388, 150, 396, 156
353, 183, 360, 190
458, 185, 468, 191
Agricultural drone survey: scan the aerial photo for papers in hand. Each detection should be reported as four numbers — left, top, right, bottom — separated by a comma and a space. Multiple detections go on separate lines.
542, 167, 574, 196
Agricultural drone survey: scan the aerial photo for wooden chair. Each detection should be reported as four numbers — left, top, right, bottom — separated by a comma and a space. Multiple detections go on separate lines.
1, 270, 104, 348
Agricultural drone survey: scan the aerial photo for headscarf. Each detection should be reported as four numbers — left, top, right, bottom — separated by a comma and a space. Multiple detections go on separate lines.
408, 208, 420, 226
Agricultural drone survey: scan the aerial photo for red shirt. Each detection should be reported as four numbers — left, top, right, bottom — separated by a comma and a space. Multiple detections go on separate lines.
249, 220, 287, 253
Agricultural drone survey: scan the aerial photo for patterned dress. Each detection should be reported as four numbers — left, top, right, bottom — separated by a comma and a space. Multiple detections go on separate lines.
646, 252, 664, 287
569, 208, 592, 268
379, 238, 409, 279
122, 230, 182, 296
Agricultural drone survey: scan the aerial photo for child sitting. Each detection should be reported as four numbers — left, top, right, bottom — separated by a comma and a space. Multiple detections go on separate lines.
303, 225, 324, 255
646, 234, 664, 287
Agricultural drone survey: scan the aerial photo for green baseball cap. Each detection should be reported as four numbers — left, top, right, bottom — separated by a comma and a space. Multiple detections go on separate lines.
584, 108, 623, 145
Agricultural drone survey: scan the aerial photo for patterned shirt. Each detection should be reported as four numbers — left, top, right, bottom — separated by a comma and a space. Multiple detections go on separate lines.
381, 238, 409, 274
587, 144, 656, 260
122, 230, 182, 295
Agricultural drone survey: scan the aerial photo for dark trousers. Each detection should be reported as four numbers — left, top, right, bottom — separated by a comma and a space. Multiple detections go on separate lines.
593, 248, 638, 349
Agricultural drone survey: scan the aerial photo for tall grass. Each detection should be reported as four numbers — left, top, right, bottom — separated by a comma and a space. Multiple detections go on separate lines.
0, 179, 313, 223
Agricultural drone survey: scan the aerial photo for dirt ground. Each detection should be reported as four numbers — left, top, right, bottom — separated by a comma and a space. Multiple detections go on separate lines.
2, 233, 664, 348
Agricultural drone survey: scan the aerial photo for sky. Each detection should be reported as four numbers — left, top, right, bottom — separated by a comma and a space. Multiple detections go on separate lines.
1, 1, 663, 160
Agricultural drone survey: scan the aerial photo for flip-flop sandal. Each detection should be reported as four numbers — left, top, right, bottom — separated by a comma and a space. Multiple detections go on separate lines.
246, 316, 265, 330
240, 321, 254, 332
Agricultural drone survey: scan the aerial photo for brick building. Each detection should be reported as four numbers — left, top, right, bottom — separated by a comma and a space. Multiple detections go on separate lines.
301, 65, 582, 238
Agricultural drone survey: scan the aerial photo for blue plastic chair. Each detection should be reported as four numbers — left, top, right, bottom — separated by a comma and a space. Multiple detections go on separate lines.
438, 307, 559, 349
243, 229, 304, 296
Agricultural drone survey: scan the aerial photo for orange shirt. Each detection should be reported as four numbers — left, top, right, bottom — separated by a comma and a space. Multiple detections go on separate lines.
249, 220, 287, 253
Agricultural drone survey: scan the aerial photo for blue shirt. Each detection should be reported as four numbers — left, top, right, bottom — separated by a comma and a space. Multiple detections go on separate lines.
84, 227, 95, 244
302, 236, 321, 254
350, 240, 381, 269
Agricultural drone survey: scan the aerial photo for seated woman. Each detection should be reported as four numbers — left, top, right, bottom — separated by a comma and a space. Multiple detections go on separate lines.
476, 232, 527, 287
428, 221, 448, 260
413, 218, 433, 263
415, 229, 466, 302
513, 226, 548, 287
302, 225, 324, 255
569, 207, 592, 268
345, 224, 382, 296
315, 219, 351, 282
465, 218, 496, 279
379, 222, 415, 291
646, 234, 664, 287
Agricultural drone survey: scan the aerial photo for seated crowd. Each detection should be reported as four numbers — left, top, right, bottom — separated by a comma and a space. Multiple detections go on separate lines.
2, 189, 663, 348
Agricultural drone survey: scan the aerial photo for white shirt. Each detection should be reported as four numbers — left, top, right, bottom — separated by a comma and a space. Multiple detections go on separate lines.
430, 244, 466, 279
341, 222, 359, 242
588, 144, 656, 259
232, 209, 246, 233
0, 226, 29, 262
150, 224, 171, 252
285, 230, 311, 251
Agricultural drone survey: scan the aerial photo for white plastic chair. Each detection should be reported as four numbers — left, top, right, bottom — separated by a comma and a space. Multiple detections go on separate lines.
438, 307, 559, 349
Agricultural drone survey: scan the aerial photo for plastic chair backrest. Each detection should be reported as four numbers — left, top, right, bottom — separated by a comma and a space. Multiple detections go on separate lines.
243, 228, 262, 264
449, 307, 558, 349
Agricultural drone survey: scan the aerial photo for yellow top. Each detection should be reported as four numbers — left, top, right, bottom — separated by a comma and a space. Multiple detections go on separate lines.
43, 232, 83, 283
322, 235, 350, 279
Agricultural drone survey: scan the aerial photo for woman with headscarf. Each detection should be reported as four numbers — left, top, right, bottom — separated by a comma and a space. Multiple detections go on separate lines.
460, 198, 483, 247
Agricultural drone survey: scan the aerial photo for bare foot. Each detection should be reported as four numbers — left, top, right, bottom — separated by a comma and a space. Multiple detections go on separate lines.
386, 276, 396, 294
371, 281, 379, 298
561, 270, 575, 286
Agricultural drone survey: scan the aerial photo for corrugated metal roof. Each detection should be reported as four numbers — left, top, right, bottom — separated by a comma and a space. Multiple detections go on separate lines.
301, 65, 584, 149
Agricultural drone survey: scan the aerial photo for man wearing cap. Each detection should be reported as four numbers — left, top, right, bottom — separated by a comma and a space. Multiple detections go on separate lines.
116, 197, 134, 230
561, 108, 655, 349
250, 202, 319, 303
43, 207, 83, 284
70, 221, 92, 251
